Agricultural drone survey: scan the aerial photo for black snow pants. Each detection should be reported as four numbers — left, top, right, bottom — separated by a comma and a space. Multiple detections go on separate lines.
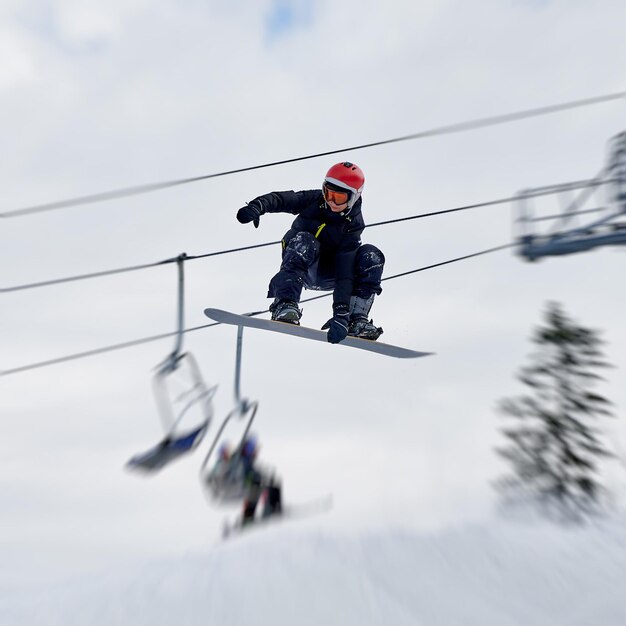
267, 231, 385, 303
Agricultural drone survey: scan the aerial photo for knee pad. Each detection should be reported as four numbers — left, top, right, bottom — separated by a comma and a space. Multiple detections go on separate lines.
283, 231, 320, 267
356, 244, 385, 273
354, 245, 385, 297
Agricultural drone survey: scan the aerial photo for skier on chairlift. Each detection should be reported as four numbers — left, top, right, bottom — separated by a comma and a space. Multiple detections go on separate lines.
205, 442, 235, 494
236, 162, 385, 344
208, 435, 282, 525
238, 434, 282, 524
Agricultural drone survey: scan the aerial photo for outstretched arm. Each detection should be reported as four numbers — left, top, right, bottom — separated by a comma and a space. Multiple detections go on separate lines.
236, 190, 319, 227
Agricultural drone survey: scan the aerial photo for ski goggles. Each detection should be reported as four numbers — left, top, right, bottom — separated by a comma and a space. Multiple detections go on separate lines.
323, 184, 350, 205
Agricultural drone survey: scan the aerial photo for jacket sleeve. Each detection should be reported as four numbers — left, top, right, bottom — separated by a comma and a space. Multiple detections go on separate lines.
250, 190, 319, 216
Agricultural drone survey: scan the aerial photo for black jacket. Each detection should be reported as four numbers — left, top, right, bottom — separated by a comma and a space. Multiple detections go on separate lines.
252, 190, 365, 307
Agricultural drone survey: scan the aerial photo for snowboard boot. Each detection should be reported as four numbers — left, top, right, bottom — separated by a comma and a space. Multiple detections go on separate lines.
241, 499, 258, 525
262, 483, 283, 519
270, 299, 302, 325
348, 295, 383, 340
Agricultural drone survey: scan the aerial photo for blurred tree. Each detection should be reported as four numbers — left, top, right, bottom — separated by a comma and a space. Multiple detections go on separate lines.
495, 302, 616, 523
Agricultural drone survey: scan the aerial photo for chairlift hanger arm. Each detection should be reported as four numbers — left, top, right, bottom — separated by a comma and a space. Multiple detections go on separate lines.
158, 252, 188, 375
199, 321, 261, 504
234, 325, 244, 407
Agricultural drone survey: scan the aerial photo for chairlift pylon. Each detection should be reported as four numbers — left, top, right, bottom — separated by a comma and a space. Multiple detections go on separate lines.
127, 253, 216, 473
515, 131, 626, 261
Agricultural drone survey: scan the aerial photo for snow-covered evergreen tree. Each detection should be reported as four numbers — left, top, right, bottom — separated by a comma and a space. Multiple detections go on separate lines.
496, 302, 615, 522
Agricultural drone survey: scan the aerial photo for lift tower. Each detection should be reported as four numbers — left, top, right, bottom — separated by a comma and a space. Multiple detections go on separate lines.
515, 132, 626, 261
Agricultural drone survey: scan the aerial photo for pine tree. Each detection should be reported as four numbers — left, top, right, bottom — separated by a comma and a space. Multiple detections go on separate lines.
495, 302, 615, 522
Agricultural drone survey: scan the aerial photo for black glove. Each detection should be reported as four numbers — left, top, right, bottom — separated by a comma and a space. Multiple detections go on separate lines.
236, 201, 264, 228
322, 303, 350, 344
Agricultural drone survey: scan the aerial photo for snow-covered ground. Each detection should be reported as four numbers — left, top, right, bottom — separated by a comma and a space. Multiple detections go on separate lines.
3, 516, 625, 626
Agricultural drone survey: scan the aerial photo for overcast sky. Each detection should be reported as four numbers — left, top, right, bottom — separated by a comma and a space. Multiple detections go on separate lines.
2, 0, 626, 589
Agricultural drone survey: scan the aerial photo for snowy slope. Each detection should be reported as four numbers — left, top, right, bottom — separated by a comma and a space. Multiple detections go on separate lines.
3, 518, 626, 626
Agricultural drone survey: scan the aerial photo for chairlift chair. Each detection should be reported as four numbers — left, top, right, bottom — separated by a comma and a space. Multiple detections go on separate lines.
127, 254, 216, 473
199, 324, 259, 504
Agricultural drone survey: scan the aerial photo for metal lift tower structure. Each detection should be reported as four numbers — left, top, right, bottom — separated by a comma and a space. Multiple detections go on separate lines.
515, 132, 626, 261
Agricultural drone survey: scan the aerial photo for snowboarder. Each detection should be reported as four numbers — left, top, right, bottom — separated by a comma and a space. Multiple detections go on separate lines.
236, 162, 385, 344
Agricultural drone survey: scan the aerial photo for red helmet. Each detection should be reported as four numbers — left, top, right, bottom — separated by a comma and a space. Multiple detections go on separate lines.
323, 162, 365, 213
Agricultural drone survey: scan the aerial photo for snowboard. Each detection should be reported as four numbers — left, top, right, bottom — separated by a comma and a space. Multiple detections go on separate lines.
204, 308, 432, 359
222, 494, 333, 540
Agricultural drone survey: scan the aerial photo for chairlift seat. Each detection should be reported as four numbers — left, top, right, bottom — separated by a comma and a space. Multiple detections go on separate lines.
127, 423, 208, 472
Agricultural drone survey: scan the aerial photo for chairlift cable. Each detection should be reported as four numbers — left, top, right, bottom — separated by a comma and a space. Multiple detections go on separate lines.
2, 91, 624, 219
0, 241, 517, 378
1, 177, 609, 294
